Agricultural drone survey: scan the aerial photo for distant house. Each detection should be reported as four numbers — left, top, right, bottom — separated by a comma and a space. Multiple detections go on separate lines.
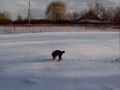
78, 11, 102, 24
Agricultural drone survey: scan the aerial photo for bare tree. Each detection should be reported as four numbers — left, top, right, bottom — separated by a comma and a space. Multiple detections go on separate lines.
87, 1, 104, 19
17, 14, 23, 21
87, 0, 116, 23
79, 9, 89, 18
105, 7, 115, 22
66, 12, 80, 21
113, 7, 120, 24
46, 1, 66, 21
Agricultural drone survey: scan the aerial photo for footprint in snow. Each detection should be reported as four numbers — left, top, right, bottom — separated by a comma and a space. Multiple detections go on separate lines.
24, 79, 38, 85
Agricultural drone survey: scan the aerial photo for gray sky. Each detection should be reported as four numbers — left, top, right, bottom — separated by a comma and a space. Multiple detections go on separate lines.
0, 0, 120, 20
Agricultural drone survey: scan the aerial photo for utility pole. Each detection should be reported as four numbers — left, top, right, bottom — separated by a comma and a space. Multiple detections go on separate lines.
118, 30, 120, 59
28, 0, 31, 25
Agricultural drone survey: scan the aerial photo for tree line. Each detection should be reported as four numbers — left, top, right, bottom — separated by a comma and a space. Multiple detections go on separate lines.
0, 1, 120, 25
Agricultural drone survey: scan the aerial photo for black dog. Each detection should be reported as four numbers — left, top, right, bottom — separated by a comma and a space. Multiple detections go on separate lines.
51, 50, 65, 62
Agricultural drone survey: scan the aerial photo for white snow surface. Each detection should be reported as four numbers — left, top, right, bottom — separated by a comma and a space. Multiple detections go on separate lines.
0, 32, 120, 90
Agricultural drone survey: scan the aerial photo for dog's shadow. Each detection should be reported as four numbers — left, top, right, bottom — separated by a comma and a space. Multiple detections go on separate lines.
24, 59, 52, 63
16, 58, 53, 64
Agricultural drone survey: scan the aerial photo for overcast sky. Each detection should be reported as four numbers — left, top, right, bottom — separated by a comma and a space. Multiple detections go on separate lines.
0, 0, 120, 20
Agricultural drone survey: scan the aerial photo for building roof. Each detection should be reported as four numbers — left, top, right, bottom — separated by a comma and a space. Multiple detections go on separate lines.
78, 11, 101, 21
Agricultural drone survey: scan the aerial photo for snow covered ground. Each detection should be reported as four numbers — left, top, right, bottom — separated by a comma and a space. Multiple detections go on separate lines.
0, 32, 119, 90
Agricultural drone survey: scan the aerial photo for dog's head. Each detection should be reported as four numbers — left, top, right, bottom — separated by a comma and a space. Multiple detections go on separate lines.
62, 51, 65, 54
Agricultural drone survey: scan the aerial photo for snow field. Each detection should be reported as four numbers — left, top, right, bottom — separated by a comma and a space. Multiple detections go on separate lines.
0, 32, 119, 90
